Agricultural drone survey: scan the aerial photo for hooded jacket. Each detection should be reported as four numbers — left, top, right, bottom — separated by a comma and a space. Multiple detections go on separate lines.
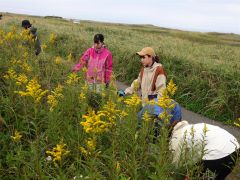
170, 121, 240, 165
125, 62, 166, 103
73, 46, 112, 84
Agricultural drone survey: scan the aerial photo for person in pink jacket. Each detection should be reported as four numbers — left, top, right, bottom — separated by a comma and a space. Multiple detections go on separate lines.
73, 34, 113, 91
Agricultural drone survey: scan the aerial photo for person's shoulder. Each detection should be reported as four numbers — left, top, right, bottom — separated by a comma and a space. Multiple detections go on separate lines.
103, 47, 112, 55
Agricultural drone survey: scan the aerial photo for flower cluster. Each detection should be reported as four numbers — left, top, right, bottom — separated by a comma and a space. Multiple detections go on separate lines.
46, 142, 70, 165
47, 84, 64, 111
66, 73, 80, 85
124, 94, 141, 107
11, 130, 22, 142
80, 110, 109, 134
15, 78, 48, 103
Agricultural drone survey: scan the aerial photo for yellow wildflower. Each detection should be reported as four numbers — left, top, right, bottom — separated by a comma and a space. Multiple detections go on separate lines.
79, 92, 86, 101
54, 56, 62, 64
20, 62, 32, 72
47, 84, 64, 111
11, 130, 22, 142
41, 43, 47, 50
234, 117, 240, 128
79, 146, 89, 156
66, 73, 80, 85
49, 33, 57, 44
82, 67, 88, 73
143, 111, 152, 122
15, 78, 48, 103
124, 94, 141, 107
46, 142, 70, 164
15, 74, 28, 86
166, 79, 177, 96
67, 53, 73, 61
86, 137, 97, 151
116, 161, 121, 173
203, 123, 209, 135
81, 110, 109, 134
3, 68, 17, 80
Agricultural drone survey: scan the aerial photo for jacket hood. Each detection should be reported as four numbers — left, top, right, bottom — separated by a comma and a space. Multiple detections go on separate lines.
144, 62, 162, 72
173, 120, 189, 132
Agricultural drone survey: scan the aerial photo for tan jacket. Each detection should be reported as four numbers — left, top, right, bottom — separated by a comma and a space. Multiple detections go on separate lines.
125, 62, 166, 103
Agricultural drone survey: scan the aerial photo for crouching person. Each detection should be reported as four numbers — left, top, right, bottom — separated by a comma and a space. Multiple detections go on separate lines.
137, 98, 182, 142
170, 120, 240, 180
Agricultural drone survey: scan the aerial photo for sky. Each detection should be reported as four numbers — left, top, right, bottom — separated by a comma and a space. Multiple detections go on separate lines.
0, 0, 240, 34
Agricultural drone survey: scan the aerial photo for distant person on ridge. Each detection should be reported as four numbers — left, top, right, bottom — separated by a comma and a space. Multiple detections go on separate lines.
72, 33, 113, 92
21, 19, 41, 55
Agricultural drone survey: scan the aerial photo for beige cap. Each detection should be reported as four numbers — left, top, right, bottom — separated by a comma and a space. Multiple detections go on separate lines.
136, 47, 156, 57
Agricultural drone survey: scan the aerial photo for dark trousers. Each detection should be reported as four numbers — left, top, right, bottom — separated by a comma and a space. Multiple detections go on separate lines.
202, 150, 239, 180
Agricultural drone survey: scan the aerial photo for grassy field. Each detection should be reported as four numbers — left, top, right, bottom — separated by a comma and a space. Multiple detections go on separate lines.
0, 12, 239, 179
2, 12, 239, 122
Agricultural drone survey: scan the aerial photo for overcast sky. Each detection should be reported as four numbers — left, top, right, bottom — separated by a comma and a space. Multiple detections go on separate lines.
1, 0, 240, 34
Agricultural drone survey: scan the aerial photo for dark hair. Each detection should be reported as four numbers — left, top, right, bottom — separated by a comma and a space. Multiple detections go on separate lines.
94, 34, 104, 43
22, 20, 31, 28
146, 55, 160, 63
153, 56, 160, 63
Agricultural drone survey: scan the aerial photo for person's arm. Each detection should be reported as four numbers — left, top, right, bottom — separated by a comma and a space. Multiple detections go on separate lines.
104, 52, 113, 84
155, 67, 167, 97
72, 49, 90, 72
29, 27, 41, 55
124, 75, 141, 95
35, 37, 41, 55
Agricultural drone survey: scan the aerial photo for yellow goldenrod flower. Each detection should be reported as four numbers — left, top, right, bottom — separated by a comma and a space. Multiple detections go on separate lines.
79, 92, 86, 101
54, 56, 62, 64
233, 117, 240, 128
11, 130, 22, 142
203, 123, 209, 135
116, 161, 121, 173
133, 80, 140, 92
86, 137, 97, 151
49, 33, 57, 44
66, 73, 80, 85
80, 110, 109, 134
41, 43, 47, 50
67, 53, 73, 61
20, 62, 32, 72
166, 79, 177, 96
119, 110, 128, 118
47, 84, 64, 111
82, 67, 88, 73
15, 74, 28, 86
124, 94, 142, 107
46, 142, 70, 164
23, 52, 29, 59
15, 78, 48, 103
143, 111, 152, 122
3, 68, 17, 80
79, 146, 89, 156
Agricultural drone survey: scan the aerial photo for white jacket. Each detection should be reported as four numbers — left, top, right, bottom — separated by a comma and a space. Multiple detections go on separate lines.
170, 121, 239, 164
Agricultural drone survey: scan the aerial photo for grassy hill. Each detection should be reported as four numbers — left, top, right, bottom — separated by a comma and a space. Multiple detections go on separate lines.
0, 12, 240, 179
1, 12, 240, 121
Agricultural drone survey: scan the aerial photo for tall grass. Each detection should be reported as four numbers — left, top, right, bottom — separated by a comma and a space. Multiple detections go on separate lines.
0, 13, 239, 179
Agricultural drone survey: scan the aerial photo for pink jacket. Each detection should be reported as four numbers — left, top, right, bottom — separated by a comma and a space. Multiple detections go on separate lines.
73, 46, 113, 84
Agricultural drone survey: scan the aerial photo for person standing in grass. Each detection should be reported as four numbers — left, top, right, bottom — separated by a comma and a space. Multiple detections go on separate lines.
21, 20, 41, 55
170, 120, 240, 180
119, 47, 182, 139
119, 47, 167, 103
72, 33, 113, 92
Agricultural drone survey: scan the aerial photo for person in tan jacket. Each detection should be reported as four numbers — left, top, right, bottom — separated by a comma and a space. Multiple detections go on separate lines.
119, 47, 181, 142
124, 47, 167, 104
